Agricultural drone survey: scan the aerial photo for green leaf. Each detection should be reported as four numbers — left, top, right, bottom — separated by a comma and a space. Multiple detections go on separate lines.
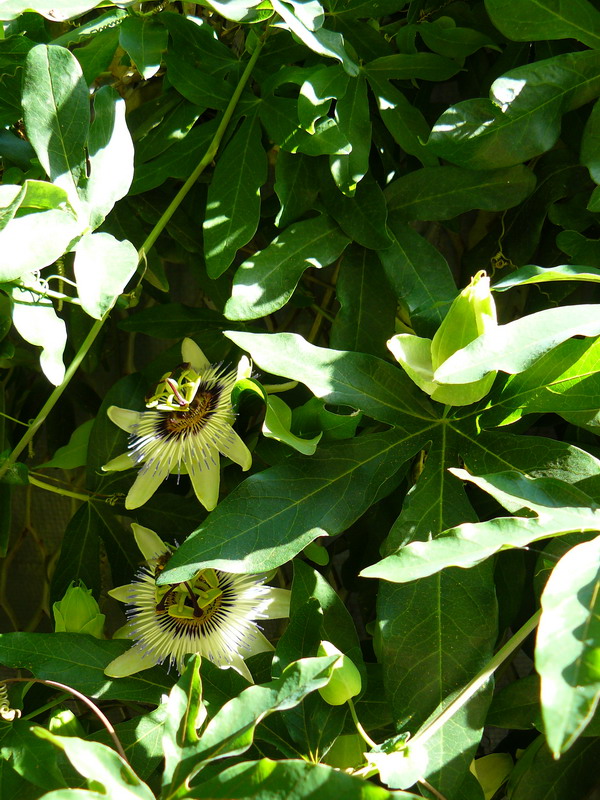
38, 419, 93, 469
119, 303, 237, 337
225, 215, 350, 321
263, 395, 322, 455
582, 98, 600, 184
75, 25, 120, 85
486, 674, 542, 731
49, 503, 101, 603
195, 758, 416, 799
364, 53, 461, 81
362, 470, 600, 583
165, 50, 232, 110
10, 280, 66, 385
485, 0, 600, 48
74, 233, 138, 320
162, 656, 203, 788
224, 331, 437, 424
435, 304, 600, 385
536, 535, 600, 756
379, 220, 456, 338
418, 18, 498, 60
329, 73, 371, 195
271, 0, 359, 76
319, 170, 391, 250
298, 64, 349, 132
204, 115, 267, 278
291, 397, 362, 441
166, 657, 338, 793
0, 632, 172, 702
159, 427, 426, 582
428, 50, 600, 170
367, 74, 437, 167
0, 33, 34, 76
557, 229, 600, 264
0, 0, 101, 21
492, 263, 600, 291
119, 14, 167, 80
0, 180, 79, 279
0, 720, 67, 791
507, 735, 600, 800
385, 165, 536, 221
22, 44, 89, 203
481, 337, 600, 428
35, 729, 154, 800
274, 150, 319, 228
78, 86, 134, 230
330, 244, 396, 359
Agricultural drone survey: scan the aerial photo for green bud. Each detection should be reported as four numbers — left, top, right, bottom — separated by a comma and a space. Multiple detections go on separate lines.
48, 708, 85, 738
317, 641, 362, 706
53, 581, 105, 638
387, 271, 498, 407
431, 270, 497, 370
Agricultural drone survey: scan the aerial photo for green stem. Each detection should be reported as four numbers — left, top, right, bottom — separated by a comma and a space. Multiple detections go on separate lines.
410, 609, 541, 749
138, 35, 266, 260
348, 697, 378, 750
28, 475, 92, 503
0, 32, 267, 482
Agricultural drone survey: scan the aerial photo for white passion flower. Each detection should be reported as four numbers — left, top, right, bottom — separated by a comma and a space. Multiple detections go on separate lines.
104, 524, 291, 682
102, 338, 252, 510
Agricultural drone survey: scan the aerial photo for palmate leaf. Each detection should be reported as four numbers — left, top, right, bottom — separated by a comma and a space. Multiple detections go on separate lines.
34, 729, 154, 800
0, 632, 172, 702
225, 215, 350, 321
192, 758, 423, 799
428, 50, 600, 170
204, 114, 267, 279
536, 535, 600, 756
363, 470, 600, 583
435, 304, 600, 385
481, 336, 600, 428
485, 0, 600, 48
159, 426, 427, 583
164, 656, 338, 795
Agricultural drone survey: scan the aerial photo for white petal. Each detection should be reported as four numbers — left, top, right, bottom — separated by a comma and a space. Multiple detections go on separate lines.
102, 452, 135, 472
125, 460, 170, 509
188, 448, 220, 511
131, 523, 167, 561
108, 583, 137, 602
259, 588, 291, 620
107, 406, 142, 433
104, 646, 158, 678
181, 338, 210, 371
244, 628, 275, 658
227, 653, 254, 683
218, 429, 252, 471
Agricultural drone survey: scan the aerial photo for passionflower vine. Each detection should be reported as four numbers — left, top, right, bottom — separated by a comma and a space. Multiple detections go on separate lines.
102, 338, 252, 510
104, 524, 291, 682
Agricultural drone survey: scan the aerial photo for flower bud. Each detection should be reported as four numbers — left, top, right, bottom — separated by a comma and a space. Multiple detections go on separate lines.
48, 708, 85, 738
53, 582, 105, 638
317, 641, 362, 706
387, 271, 498, 407
431, 270, 497, 370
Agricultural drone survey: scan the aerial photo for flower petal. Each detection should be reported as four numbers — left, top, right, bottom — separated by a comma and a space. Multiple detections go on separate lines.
131, 523, 168, 561
188, 447, 220, 511
107, 406, 142, 433
244, 628, 275, 658
228, 653, 254, 683
218, 429, 252, 471
259, 588, 291, 619
102, 452, 135, 472
181, 338, 210, 372
125, 460, 170, 509
108, 583, 137, 602
104, 645, 158, 678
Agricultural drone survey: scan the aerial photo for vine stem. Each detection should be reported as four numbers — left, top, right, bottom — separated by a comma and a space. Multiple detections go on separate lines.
2, 677, 127, 761
0, 32, 267, 483
410, 608, 541, 750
